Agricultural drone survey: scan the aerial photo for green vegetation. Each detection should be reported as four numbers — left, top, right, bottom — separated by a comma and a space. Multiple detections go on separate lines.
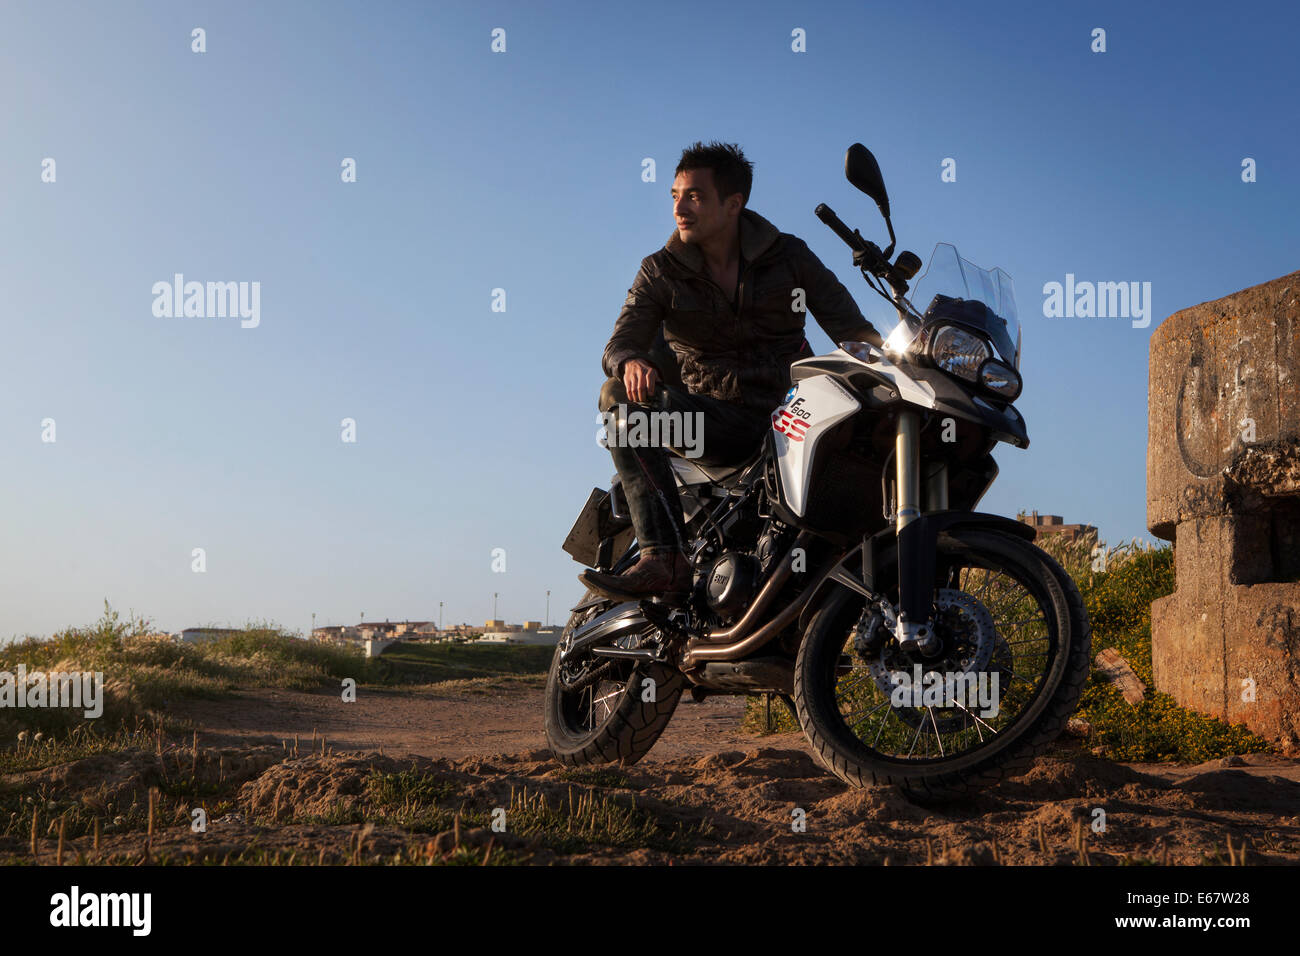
0, 602, 553, 761
552, 766, 633, 789
494, 778, 708, 854
0, 731, 244, 847
240, 765, 708, 861
374, 640, 553, 686
1039, 532, 1270, 762
0, 721, 159, 775
0, 602, 375, 746
87, 845, 520, 867
741, 693, 799, 735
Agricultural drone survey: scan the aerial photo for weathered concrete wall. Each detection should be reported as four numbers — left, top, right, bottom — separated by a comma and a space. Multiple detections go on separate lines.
1147, 271, 1300, 751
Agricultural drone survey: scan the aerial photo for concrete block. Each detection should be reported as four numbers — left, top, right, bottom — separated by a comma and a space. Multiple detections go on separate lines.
1147, 271, 1300, 750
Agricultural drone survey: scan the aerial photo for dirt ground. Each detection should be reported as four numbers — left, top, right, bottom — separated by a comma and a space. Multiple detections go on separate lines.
167, 678, 759, 762
9, 681, 1300, 865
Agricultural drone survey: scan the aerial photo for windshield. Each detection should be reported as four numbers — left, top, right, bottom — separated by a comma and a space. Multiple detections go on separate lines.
881, 243, 1020, 368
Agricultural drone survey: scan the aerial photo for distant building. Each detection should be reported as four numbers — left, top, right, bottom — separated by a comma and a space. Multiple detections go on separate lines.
311, 620, 431, 646
362, 620, 429, 637
364, 637, 396, 658
1017, 510, 1097, 544
311, 614, 559, 647
510, 626, 562, 646
480, 620, 562, 646
312, 621, 488, 645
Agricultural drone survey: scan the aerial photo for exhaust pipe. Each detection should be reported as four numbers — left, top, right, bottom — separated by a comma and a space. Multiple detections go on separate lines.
697, 532, 815, 644
684, 555, 839, 665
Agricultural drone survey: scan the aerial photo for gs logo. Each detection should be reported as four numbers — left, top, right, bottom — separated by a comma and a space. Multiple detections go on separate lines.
772, 398, 812, 442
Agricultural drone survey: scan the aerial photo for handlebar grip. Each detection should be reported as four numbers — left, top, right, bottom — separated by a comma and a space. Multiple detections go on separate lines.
814, 203, 866, 252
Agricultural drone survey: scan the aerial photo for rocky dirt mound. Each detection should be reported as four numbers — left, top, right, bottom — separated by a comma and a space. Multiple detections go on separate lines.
6, 742, 1298, 865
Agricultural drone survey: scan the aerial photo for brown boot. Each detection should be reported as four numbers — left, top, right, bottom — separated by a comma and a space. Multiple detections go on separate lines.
578, 550, 692, 603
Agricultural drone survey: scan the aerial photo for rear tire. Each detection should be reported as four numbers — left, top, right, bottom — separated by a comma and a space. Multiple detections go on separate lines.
544, 589, 684, 767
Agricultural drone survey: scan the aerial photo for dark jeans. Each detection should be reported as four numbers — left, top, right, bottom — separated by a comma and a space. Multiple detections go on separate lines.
598, 378, 771, 555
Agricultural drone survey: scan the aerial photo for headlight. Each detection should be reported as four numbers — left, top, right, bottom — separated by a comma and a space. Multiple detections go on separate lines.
979, 359, 1022, 400
929, 326, 989, 381
838, 341, 878, 362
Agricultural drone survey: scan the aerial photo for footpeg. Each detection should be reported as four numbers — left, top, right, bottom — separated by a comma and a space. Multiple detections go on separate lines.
639, 600, 693, 643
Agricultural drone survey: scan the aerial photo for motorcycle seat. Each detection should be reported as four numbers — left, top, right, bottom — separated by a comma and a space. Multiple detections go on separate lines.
669, 457, 740, 485
668, 443, 766, 489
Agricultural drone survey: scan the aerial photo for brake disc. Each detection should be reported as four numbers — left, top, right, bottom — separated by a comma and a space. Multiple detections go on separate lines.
857, 588, 1001, 732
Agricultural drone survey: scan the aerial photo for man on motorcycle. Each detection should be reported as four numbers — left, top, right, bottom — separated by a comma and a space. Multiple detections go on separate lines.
580, 140, 884, 602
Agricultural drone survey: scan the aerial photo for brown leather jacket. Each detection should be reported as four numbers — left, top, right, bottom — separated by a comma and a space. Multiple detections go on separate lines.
603, 208, 883, 413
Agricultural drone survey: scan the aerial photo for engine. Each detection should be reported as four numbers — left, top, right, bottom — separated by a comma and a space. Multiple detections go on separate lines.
702, 520, 790, 621
704, 551, 757, 619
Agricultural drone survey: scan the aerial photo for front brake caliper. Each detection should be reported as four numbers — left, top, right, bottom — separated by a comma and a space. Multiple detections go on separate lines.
853, 602, 890, 658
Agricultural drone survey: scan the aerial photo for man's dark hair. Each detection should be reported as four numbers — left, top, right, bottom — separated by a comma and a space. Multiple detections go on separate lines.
675, 141, 753, 208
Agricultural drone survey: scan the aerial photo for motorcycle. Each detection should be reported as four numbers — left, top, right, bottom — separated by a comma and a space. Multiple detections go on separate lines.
545, 144, 1091, 800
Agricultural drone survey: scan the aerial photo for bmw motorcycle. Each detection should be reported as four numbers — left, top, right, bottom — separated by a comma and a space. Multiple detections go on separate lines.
545, 144, 1090, 800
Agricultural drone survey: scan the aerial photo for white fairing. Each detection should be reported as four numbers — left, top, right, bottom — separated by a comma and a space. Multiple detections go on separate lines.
771, 376, 860, 516
830, 344, 939, 409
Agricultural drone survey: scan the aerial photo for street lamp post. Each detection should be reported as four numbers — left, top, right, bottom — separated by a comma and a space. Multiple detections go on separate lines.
546, 590, 550, 627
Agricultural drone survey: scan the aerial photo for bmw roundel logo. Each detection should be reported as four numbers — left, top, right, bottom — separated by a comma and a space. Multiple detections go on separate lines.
783, 386, 797, 403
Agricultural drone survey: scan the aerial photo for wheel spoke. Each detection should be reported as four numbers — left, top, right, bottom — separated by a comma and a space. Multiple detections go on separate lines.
927, 707, 945, 757
948, 698, 998, 740
905, 716, 924, 757
840, 697, 890, 731
837, 667, 875, 690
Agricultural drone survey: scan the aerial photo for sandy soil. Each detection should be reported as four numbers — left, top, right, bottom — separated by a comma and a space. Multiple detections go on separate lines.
8, 681, 1299, 865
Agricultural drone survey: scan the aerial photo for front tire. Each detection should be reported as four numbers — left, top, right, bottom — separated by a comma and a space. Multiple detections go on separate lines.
793, 528, 1091, 801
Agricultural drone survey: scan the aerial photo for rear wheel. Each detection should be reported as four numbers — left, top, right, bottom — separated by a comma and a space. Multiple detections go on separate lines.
793, 528, 1090, 801
544, 589, 684, 767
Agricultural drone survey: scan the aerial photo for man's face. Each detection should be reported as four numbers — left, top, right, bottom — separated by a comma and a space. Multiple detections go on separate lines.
672, 169, 741, 246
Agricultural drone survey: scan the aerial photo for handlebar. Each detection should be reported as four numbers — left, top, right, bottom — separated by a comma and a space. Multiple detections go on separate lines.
814, 203, 866, 252
815, 202, 907, 296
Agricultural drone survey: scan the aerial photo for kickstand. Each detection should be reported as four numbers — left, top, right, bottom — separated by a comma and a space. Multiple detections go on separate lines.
764, 692, 796, 732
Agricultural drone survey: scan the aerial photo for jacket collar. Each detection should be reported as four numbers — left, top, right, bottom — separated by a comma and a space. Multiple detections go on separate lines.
665, 207, 781, 275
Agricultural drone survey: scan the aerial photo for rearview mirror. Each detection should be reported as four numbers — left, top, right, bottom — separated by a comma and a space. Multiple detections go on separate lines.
846, 144, 890, 219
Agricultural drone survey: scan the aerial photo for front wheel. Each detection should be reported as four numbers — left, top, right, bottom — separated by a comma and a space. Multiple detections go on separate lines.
793, 527, 1091, 801
544, 589, 684, 767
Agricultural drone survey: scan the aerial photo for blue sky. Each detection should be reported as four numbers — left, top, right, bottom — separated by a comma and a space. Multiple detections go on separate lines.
2, 0, 1297, 640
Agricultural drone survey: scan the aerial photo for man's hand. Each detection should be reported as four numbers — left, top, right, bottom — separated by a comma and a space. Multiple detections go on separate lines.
622, 358, 660, 404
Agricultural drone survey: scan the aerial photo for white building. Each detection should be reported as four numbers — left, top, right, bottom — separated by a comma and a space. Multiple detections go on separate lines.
479, 621, 562, 646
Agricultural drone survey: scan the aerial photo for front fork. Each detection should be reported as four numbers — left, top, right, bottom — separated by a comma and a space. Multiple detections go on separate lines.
893, 410, 945, 655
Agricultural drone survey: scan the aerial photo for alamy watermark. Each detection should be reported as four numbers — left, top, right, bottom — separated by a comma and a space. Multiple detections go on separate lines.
1042, 274, 1152, 329
49, 886, 150, 936
597, 405, 705, 459
0, 665, 104, 718
152, 274, 260, 328
890, 665, 1000, 718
